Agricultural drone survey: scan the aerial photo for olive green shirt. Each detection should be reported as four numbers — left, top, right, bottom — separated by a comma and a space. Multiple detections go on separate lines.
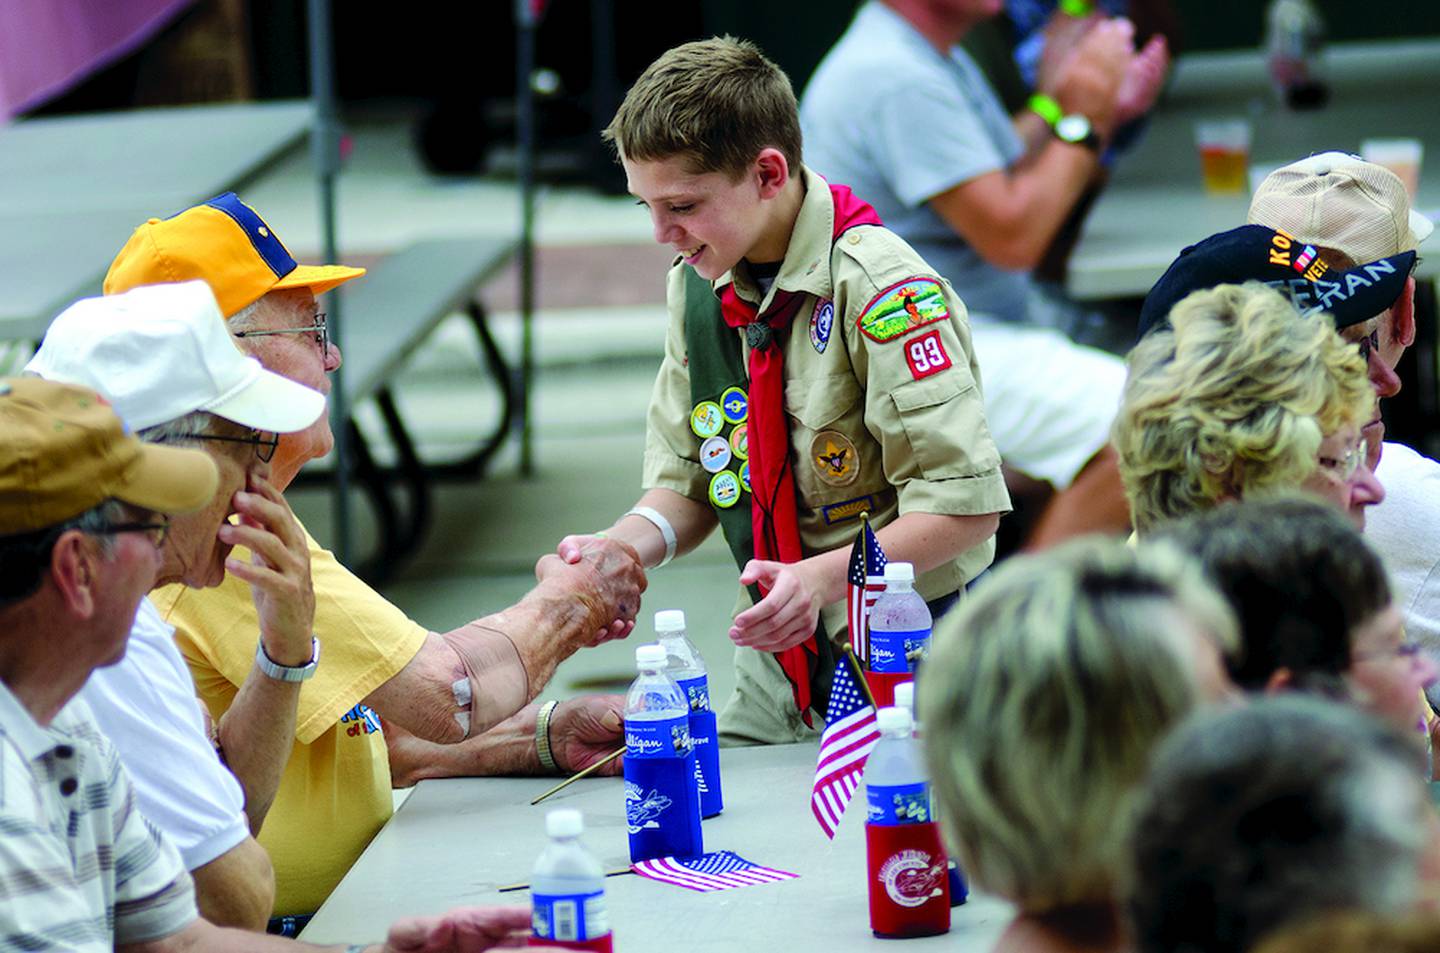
643, 167, 1010, 639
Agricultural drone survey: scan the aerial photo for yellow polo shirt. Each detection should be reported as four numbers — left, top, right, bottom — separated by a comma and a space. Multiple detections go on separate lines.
151, 525, 427, 916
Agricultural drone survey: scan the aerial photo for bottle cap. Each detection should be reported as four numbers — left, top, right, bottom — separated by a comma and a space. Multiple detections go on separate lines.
636, 643, 668, 669
893, 681, 915, 714
876, 706, 913, 735
546, 808, 583, 838
654, 609, 687, 633
883, 562, 915, 584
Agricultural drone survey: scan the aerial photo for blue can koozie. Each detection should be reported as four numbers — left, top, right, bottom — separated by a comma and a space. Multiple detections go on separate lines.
623, 715, 703, 862
677, 674, 723, 817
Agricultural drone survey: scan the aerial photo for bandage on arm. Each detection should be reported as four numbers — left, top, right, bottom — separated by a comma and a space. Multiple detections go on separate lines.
441, 623, 530, 739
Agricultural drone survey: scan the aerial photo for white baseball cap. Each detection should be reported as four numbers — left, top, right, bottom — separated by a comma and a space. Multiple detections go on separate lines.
27, 280, 325, 433
1248, 151, 1433, 264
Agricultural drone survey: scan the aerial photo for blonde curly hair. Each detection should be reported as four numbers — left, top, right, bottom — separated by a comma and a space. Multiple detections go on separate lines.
918, 537, 1237, 911
1115, 283, 1373, 534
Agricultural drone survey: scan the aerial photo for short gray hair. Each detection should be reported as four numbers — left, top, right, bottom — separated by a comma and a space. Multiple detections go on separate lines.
137, 410, 229, 447
918, 537, 1237, 911
1127, 695, 1430, 953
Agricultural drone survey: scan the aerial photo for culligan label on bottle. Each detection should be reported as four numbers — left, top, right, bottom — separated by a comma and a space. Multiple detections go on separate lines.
532, 891, 609, 943
625, 714, 691, 759
867, 782, 932, 825
676, 674, 711, 712
869, 628, 931, 673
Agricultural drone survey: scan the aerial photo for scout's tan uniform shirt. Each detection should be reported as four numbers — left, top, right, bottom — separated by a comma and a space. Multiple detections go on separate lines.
643, 168, 1010, 742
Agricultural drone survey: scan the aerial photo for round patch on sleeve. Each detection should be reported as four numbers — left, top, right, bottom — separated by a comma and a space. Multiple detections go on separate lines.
730, 422, 749, 460
699, 435, 733, 473
690, 400, 724, 438
720, 386, 749, 424
857, 277, 950, 343
709, 471, 742, 508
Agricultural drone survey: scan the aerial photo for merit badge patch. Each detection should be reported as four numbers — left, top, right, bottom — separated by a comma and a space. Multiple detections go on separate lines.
729, 422, 749, 461
903, 330, 952, 380
810, 299, 835, 353
858, 278, 949, 343
739, 460, 751, 493
709, 470, 742, 509
720, 386, 749, 424
822, 494, 876, 525
690, 400, 724, 438
811, 431, 860, 486
699, 435, 733, 474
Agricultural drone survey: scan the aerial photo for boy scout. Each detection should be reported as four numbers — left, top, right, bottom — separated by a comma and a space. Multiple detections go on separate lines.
554, 37, 1010, 744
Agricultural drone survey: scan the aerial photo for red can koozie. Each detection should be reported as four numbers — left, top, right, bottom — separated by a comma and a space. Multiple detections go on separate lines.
863, 669, 914, 710
528, 936, 613, 952
864, 820, 951, 938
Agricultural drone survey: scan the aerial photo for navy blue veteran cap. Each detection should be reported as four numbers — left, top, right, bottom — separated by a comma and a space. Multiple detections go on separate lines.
1137, 224, 1417, 339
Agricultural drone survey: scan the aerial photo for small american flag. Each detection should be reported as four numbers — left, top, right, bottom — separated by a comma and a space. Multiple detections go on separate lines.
847, 517, 887, 664
631, 851, 798, 892
811, 654, 879, 839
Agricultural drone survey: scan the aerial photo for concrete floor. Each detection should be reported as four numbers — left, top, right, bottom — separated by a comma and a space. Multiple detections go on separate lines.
262, 117, 746, 714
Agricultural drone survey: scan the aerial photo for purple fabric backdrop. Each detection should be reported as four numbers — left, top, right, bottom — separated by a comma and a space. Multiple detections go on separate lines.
0, 0, 195, 119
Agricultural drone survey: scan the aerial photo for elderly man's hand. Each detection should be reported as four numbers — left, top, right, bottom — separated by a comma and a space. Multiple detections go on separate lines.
538, 536, 646, 647
220, 472, 315, 665
548, 695, 626, 775
380, 905, 551, 952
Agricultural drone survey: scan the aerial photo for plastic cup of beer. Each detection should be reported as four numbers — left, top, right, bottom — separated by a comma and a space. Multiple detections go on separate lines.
1195, 119, 1252, 194
1361, 138, 1423, 199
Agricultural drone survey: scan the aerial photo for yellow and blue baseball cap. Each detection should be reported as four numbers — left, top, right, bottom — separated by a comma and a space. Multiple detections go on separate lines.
103, 192, 366, 318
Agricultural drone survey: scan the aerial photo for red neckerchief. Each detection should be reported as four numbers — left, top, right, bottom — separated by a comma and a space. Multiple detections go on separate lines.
718, 183, 882, 719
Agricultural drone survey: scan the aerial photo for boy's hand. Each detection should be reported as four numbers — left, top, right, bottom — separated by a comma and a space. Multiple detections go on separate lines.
729, 559, 823, 652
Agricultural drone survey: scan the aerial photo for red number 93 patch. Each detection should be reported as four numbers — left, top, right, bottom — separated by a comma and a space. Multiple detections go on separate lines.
903, 330, 952, 380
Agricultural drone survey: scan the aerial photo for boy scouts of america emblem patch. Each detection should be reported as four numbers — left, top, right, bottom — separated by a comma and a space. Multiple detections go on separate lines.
811, 430, 859, 486
810, 299, 835, 353
858, 278, 949, 343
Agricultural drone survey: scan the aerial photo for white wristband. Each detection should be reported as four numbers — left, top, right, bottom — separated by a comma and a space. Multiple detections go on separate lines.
626, 506, 678, 568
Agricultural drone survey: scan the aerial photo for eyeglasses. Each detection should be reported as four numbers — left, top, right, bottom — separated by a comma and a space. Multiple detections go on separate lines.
1354, 327, 1381, 362
1318, 436, 1371, 482
1353, 640, 1426, 665
93, 519, 170, 549
234, 312, 328, 359
160, 430, 280, 463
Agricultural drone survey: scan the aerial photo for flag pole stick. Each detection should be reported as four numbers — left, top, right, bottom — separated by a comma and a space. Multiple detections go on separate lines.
840, 643, 879, 711
857, 511, 872, 668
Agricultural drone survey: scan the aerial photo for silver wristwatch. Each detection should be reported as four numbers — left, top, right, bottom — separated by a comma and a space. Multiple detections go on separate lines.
255, 637, 321, 681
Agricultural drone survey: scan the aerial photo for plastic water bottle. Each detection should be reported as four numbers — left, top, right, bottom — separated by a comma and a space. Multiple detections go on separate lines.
529, 809, 613, 952
866, 563, 933, 707
623, 643, 703, 863
654, 610, 723, 818
869, 563, 932, 675
866, 707, 931, 826
892, 681, 915, 720
1265, 0, 1328, 108
895, 681, 969, 907
864, 706, 950, 938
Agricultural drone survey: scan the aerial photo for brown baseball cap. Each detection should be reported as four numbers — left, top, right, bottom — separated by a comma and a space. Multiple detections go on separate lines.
103, 192, 365, 318
1249, 152, 1433, 264
0, 377, 219, 536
